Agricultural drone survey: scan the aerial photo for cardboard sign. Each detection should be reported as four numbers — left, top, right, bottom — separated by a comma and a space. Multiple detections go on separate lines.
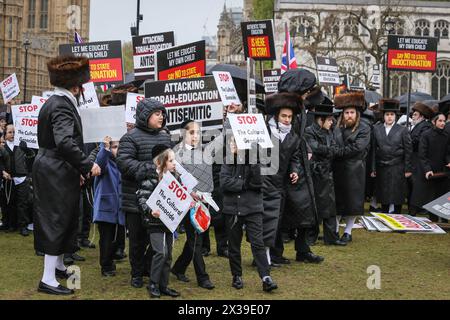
247, 58, 257, 114
133, 32, 175, 81
60, 40, 124, 85
263, 69, 281, 94
79, 82, 100, 109
241, 20, 276, 61
145, 76, 223, 131
227, 113, 273, 150
213, 71, 241, 106
80, 106, 127, 143
145, 172, 193, 233
387, 35, 438, 72
370, 213, 434, 232
1, 73, 20, 103
155, 40, 206, 81
423, 192, 450, 220
316, 56, 340, 86
125, 93, 144, 124
13, 117, 39, 149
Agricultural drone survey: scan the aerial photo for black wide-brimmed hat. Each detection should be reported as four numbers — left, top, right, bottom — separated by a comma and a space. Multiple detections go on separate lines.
309, 103, 337, 117
379, 99, 400, 113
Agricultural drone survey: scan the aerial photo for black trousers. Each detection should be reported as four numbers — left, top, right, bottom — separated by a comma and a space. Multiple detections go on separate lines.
295, 228, 312, 256
116, 225, 126, 251
78, 187, 93, 241
0, 187, 7, 226
4, 179, 32, 229
225, 213, 270, 279
381, 204, 403, 215
97, 222, 121, 272
172, 217, 210, 283
126, 213, 152, 278
323, 217, 339, 243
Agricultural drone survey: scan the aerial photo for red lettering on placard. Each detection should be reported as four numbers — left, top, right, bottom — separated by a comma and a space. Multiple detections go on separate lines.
237, 115, 258, 125
169, 180, 188, 201
3, 77, 13, 87
21, 118, 38, 127
19, 105, 38, 113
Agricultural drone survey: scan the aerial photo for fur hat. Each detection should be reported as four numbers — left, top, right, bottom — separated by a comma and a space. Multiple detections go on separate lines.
412, 102, 434, 119
99, 94, 112, 106
47, 55, 90, 89
379, 99, 400, 113
265, 92, 303, 116
334, 91, 366, 110
111, 84, 139, 106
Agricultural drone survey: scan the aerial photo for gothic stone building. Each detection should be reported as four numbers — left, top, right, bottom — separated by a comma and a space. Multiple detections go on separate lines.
274, 0, 450, 99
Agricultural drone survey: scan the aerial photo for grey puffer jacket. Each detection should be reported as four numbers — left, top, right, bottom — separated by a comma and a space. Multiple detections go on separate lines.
116, 99, 172, 214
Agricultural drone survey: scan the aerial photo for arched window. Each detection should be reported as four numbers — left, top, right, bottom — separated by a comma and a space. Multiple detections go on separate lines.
343, 16, 358, 36
431, 61, 450, 99
415, 19, 430, 36
290, 16, 315, 39
394, 19, 405, 35
390, 72, 409, 98
338, 57, 365, 87
434, 20, 449, 39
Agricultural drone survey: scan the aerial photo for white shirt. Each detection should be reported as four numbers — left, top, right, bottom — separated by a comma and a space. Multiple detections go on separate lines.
384, 123, 394, 136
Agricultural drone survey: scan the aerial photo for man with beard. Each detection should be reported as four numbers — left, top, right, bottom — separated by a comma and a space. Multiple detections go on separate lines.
333, 91, 371, 243
370, 99, 412, 214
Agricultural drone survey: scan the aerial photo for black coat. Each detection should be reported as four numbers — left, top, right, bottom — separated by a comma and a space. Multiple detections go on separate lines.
116, 103, 172, 215
333, 122, 371, 216
305, 123, 338, 219
32, 95, 93, 255
411, 128, 450, 208
262, 128, 300, 247
220, 162, 264, 216
2, 143, 35, 177
371, 123, 412, 205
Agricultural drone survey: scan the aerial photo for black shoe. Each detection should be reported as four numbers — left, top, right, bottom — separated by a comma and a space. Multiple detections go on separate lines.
340, 233, 352, 243
101, 270, 116, 277
325, 240, 347, 246
262, 277, 278, 292
113, 249, 127, 261
217, 249, 229, 258
369, 206, 382, 213
55, 268, 74, 279
198, 279, 215, 290
79, 239, 96, 249
20, 228, 30, 237
296, 252, 325, 264
201, 248, 210, 257
171, 270, 190, 282
71, 253, 86, 262
131, 277, 144, 288
232, 275, 243, 290
270, 262, 282, 268
271, 256, 291, 265
0, 225, 8, 232
63, 255, 74, 265
148, 283, 160, 298
37, 281, 74, 295
160, 287, 181, 297
35, 251, 45, 257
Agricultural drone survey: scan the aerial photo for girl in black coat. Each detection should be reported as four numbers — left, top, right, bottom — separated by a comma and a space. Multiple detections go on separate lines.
136, 145, 181, 299
220, 138, 278, 293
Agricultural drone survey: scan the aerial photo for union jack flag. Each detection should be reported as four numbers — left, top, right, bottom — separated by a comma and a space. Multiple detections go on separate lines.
281, 24, 298, 74
74, 31, 84, 44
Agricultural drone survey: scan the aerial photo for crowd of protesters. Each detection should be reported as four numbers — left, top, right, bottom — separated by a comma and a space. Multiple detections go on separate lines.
0, 55, 449, 298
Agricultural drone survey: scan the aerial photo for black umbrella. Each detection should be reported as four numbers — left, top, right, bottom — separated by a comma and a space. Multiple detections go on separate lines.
365, 90, 382, 104
395, 91, 435, 108
439, 93, 450, 104
206, 64, 266, 99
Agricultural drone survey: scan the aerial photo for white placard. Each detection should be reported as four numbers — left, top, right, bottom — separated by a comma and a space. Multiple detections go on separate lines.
145, 172, 193, 233
14, 116, 39, 149
11, 103, 42, 123
125, 93, 144, 124
174, 160, 198, 193
80, 106, 127, 143
212, 71, 241, 106
31, 96, 47, 107
79, 82, 100, 110
1, 73, 21, 103
227, 113, 273, 150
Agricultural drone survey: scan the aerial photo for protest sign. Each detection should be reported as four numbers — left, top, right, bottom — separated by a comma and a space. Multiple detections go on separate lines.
387, 35, 438, 72
80, 106, 127, 143
145, 172, 193, 233
155, 40, 206, 81
60, 40, 124, 85
145, 76, 223, 131
125, 93, 144, 124
370, 213, 434, 232
227, 113, 273, 150
241, 20, 276, 61
316, 56, 340, 86
174, 160, 198, 193
1, 73, 20, 103
371, 65, 381, 89
247, 58, 257, 114
11, 103, 42, 122
13, 117, 39, 149
213, 71, 241, 106
79, 82, 100, 109
423, 192, 450, 220
133, 31, 175, 81
263, 69, 281, 94
31, 96, 47, 107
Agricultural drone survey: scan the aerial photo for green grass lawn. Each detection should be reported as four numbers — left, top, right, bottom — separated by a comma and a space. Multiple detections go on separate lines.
0, 223, 449, 300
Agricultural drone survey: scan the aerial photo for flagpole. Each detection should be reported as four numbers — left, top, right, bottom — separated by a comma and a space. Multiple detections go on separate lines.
285, 22, 289, 71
